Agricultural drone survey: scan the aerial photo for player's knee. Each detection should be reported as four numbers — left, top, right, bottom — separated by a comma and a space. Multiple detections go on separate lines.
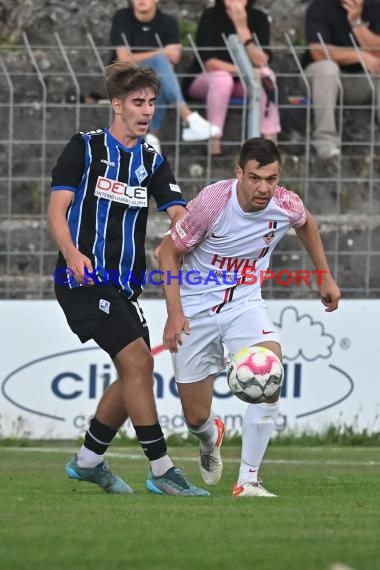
184, 410, 209, 429
133, 352, 154, 379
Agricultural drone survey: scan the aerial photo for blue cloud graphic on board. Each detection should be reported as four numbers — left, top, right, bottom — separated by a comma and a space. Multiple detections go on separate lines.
275, 306, 335, 361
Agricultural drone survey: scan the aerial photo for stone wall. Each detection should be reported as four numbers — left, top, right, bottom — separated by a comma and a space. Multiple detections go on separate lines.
0, 1, 307, 46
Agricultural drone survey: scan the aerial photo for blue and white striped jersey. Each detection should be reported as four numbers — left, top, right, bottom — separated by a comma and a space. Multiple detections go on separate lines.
51, 128, 186, 299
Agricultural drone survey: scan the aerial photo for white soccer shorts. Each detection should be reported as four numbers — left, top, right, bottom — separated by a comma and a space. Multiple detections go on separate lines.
172, 300, 280, 383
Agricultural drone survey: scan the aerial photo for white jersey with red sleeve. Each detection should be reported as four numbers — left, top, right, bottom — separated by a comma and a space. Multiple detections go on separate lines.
170, 179, 307, 318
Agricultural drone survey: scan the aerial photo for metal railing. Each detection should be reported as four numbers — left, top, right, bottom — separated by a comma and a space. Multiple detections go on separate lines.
0, 33, 379, 299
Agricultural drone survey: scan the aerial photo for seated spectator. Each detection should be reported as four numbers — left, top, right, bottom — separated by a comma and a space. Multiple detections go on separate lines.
183, 0, 281, 156
302, 0, 380, 160
110, 0, 220, 153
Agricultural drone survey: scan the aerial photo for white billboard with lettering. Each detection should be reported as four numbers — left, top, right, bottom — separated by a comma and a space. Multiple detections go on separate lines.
0, 300, 378, 438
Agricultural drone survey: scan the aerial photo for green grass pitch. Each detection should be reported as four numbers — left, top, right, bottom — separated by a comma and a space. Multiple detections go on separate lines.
1, 445, 379, 570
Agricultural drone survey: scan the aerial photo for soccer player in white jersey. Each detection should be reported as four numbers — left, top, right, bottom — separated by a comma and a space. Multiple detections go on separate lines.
158, 137, 341, 497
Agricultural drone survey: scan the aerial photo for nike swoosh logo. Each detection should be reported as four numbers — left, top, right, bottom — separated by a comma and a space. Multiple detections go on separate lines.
248, 468, 258, 473
262, 330, 275, 334
211, 233, 226, 239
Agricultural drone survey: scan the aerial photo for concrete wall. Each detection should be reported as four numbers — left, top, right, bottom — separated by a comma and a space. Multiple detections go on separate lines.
0, 1, 308, 45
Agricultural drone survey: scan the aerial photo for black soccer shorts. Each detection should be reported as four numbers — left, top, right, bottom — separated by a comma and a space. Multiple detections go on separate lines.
55, 283, 150, 358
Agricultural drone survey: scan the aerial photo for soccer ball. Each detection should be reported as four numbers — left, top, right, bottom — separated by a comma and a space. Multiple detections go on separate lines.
227, 346, 284, 404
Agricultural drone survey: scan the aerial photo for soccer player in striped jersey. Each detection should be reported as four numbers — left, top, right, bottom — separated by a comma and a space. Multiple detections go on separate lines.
158, 137, 341, 497
47, 62, 209, 496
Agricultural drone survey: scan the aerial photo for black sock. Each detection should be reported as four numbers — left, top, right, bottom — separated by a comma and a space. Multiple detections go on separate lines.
134, 424, 167, 461
84, 417, 117, 455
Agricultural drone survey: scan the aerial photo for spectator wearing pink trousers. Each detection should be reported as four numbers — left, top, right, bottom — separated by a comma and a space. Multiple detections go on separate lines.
183, 0, 281, 155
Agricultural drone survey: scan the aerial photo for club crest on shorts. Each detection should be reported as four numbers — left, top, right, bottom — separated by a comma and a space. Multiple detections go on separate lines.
99, 299, 110, 314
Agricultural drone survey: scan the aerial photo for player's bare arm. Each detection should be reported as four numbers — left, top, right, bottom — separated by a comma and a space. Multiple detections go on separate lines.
295, 210, 341, 312
158, 236, 190, 353
153, 204, 186, 261
47, 190, 94, 285
166, 204, 186, 226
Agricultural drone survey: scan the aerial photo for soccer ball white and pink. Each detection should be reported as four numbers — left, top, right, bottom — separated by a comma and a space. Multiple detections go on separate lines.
227, 346, 284, 404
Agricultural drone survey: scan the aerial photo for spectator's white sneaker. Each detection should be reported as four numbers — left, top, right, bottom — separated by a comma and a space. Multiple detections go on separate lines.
315, 144, 340, 160
199, 418, 225, 486
145, 133, 162, 154
232, 480, 277, 498
182, 112, 221, 141
327, 147, 340, 158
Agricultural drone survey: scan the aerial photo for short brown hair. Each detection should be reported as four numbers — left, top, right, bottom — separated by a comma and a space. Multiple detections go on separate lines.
105, 62, 161, 101
238, 137, 282, 169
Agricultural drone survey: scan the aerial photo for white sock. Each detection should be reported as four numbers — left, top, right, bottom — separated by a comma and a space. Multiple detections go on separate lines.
186, 412, 217, 453
150, 455, 174, 477
237, 402, 279, 485
76, 445, 104, 468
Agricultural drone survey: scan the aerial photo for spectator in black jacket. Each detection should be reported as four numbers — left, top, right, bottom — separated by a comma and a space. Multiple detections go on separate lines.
302, 0, 380, 159
110, 0, 220, 153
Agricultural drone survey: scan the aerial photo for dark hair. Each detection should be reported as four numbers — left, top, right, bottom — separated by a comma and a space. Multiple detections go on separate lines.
238, 137, 282, 169
214, 0, 257, 8
105, 62, 161, 101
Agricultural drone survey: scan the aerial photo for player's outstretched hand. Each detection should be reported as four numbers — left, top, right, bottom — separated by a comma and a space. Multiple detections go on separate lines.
163, 313, 190, 353
320, 276, 341, 312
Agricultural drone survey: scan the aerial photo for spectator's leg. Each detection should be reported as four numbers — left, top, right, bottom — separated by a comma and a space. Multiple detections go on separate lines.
142, 55, 184, 134
341, 75, 374, 138
258, 69, 281, 140
143, 55, 220, 145
305, 60, 340, 158
188, 71, 234, 155
150, 57, 185, 105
